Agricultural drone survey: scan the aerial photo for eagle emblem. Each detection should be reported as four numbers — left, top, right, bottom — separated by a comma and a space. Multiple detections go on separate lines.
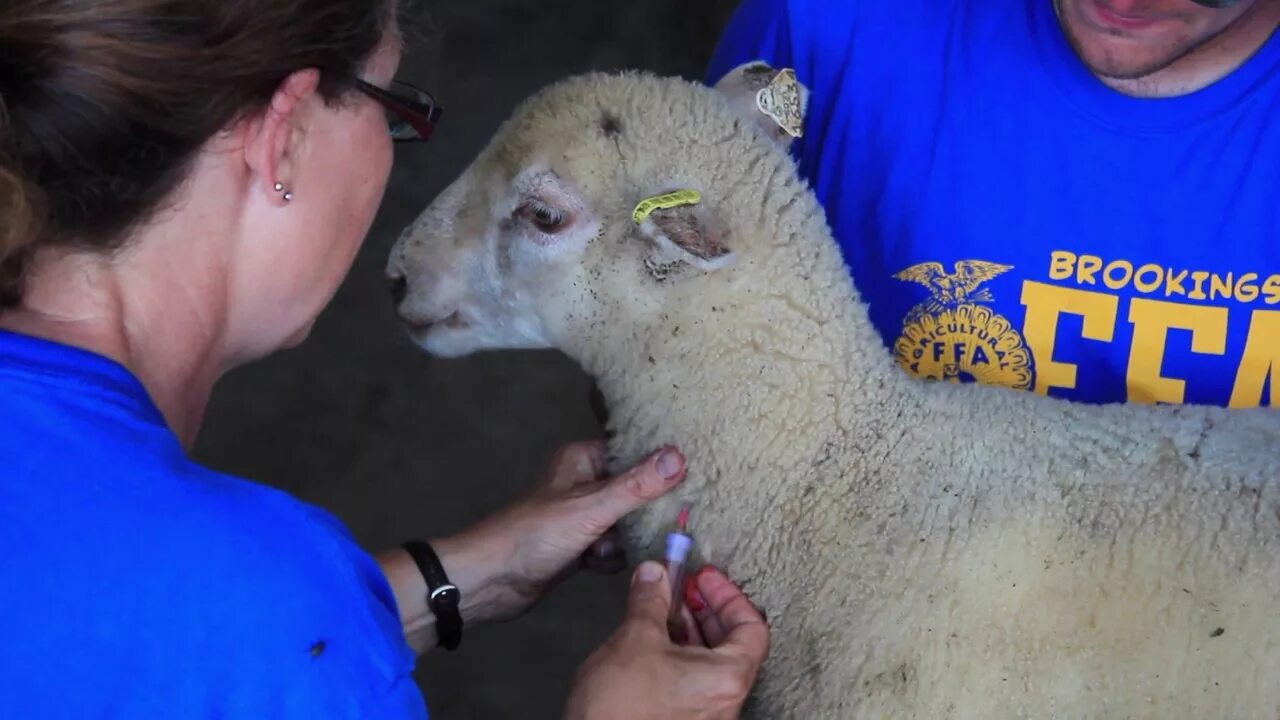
891, 258, 1034, 391
893, 260, 1014, 324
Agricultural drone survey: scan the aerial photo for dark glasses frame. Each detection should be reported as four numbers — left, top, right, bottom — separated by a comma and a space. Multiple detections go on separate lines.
354, 78, 443, 143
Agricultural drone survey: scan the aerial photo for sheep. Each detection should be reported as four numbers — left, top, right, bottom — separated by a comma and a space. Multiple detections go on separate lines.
386, 65, 1280, 719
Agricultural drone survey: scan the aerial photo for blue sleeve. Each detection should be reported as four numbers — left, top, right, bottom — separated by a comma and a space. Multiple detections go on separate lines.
705, 0, 797, 86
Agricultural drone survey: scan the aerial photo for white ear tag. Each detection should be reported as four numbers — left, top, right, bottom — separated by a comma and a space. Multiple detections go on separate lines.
755, 68, 804, 139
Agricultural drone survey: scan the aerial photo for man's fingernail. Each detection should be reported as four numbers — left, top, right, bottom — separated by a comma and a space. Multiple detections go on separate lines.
634, 561, 664, 585
656, 449, 682, 479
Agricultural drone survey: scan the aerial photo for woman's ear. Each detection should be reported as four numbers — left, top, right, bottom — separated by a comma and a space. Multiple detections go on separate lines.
241, 68, 322, 206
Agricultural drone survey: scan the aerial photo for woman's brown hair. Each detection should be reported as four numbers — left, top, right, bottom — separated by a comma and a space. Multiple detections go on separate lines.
0, 0, 393, 307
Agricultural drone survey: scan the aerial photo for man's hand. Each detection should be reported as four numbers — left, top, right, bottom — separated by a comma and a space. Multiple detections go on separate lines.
564, 561, 770, 720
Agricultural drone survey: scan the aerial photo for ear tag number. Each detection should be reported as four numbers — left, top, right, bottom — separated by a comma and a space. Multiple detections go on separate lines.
756, 68, 804, 139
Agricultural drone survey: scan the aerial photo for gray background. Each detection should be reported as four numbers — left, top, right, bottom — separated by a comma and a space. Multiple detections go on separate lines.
192, 1, 739, 717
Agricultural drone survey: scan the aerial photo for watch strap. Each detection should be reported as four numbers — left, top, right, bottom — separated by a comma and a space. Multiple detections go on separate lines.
402, 540, 463, 651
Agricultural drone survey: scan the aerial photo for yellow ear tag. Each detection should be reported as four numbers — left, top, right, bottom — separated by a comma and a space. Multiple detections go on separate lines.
632, 189, 702, 225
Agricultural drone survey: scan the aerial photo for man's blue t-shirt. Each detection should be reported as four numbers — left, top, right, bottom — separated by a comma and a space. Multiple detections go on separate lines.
0, 329, 427, 718
708, 0, 1280, 407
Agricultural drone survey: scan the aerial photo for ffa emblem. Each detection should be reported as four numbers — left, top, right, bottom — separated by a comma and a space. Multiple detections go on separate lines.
892, 260, 1035, 391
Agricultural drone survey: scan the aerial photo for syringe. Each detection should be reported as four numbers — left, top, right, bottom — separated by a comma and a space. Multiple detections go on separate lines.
664, 503, 694, 641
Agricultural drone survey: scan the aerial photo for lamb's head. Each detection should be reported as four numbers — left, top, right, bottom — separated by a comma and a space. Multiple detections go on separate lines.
387, 63, 809, 364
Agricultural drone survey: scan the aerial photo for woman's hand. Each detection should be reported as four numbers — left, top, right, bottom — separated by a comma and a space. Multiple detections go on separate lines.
431, 440, 687, 625
564, 561, 770, 720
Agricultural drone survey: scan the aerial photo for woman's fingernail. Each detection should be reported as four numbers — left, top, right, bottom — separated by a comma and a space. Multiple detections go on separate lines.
684, 575, 707, 612
656, 449, 682, 479
634, 561, 664, 585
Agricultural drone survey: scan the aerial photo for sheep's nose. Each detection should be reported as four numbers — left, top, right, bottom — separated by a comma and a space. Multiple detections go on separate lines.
388, 273, 408, 306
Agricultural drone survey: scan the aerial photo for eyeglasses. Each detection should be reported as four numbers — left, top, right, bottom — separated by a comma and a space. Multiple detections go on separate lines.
354, 78, 443, 143
1190, 0, 1240, 6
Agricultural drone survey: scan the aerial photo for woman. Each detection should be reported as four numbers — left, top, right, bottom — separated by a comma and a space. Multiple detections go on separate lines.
0, 1, 768, 717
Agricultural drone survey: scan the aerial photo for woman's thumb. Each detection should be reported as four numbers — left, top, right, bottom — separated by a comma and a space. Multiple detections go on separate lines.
626, 561, 673, 628
588, 448, 686, 532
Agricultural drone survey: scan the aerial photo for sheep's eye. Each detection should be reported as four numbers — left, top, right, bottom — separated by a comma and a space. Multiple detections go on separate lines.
519, 201, 569, 233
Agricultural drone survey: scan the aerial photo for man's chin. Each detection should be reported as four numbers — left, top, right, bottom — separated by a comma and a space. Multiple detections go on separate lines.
1059, 5, 1195, 81
1087, 60, 1172, 82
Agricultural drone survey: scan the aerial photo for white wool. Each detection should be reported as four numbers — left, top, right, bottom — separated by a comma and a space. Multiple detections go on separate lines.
390, 69, 1280, 719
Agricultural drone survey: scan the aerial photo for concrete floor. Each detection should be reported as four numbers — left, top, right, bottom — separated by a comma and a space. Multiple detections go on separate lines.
191, 1, 737, 717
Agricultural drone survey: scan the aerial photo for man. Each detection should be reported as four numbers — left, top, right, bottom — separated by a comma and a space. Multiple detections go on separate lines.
707, 0, 1280, 407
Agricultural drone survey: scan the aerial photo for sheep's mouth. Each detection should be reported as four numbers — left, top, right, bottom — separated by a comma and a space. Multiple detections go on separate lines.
410, 310, 469, 332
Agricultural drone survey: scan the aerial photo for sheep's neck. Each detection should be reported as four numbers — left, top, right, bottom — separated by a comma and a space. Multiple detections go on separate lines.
573, 142, 962, 492
582, 243, 928, 495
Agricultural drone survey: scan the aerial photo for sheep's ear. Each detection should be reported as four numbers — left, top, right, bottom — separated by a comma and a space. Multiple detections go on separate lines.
637, 202, 735, 277
713, 61, 809, 149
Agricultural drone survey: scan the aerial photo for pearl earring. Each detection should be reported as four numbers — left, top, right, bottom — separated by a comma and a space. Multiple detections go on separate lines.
273, 182, 293, 202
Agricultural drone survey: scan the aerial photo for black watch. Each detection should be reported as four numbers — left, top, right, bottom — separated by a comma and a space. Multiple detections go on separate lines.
401, 540, 463, 651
